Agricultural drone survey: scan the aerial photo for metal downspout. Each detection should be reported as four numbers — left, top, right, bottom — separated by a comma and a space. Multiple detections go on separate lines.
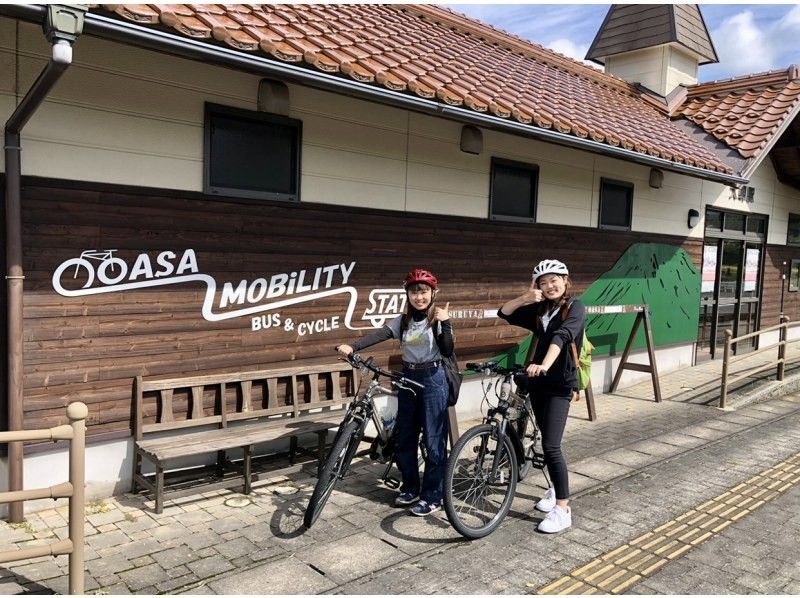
4, 6, 82, 522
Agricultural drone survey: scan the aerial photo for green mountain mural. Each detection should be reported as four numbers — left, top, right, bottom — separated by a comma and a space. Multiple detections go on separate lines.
491, 243, 700, 367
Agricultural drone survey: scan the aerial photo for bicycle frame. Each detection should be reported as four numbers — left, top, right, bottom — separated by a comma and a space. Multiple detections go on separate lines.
330, 355, 421, 480
473, 365, 543, 483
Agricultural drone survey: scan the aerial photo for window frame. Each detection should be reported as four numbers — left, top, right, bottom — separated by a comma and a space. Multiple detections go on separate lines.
203, 102, 302, 202
489, 157, 539, 223
598, 177, 634, 231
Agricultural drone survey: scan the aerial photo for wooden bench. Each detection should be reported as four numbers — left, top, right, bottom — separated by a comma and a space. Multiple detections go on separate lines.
132, 362, 357, 513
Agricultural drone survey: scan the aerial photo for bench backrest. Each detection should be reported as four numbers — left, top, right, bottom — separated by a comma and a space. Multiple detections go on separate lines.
134, 362, 358, 440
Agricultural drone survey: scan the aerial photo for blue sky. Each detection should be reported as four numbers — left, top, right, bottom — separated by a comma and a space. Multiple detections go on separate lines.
446, 4, 800, 82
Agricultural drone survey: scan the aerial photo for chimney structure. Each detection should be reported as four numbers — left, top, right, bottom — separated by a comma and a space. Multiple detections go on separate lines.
586, 4, 718, 97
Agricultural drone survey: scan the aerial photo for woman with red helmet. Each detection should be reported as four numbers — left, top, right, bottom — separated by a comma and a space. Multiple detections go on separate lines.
498, 259, 586, 534
337, 267, 454, 517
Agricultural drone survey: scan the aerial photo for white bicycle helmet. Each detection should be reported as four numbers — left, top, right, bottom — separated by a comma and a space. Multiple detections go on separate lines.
532, 259, 569, 282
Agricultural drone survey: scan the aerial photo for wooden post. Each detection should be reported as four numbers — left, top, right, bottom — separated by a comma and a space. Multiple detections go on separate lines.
720, 329, 732, 409
778, 315, 788, 381
583, 385, 597, 421
447, 406, 460, 448
642, 308, 662, 402
605, 306, 661, 403
67, 402, 87, 595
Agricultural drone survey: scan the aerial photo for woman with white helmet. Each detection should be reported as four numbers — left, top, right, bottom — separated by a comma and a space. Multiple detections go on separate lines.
498, 258, 586, 533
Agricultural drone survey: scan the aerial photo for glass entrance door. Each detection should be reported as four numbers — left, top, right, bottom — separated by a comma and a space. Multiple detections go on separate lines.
696, 209, 766, 361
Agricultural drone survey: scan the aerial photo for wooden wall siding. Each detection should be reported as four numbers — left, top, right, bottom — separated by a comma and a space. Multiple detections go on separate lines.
761, 244, 800, 326
9, 179, 702, 440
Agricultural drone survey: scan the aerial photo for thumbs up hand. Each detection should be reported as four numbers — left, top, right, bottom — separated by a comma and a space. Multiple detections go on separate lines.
434, 301, 450, 322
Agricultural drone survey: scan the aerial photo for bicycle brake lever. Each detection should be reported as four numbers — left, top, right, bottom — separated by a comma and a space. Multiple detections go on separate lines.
392, 381, 418, 396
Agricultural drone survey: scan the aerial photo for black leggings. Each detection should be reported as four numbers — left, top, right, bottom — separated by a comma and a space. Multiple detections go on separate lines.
532, 393, 572, 500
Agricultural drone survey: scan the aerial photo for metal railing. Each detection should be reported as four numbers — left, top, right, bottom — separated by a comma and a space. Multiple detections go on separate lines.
720, 317, 800, 408
0, 402, 87, 594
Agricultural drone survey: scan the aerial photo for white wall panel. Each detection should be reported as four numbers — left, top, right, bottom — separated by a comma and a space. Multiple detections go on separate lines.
301, 174, 405, 211
405, 188, 487, 218
2, 17, 799, 245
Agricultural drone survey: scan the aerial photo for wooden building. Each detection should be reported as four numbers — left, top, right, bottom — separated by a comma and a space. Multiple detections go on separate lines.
2, 4, 800, 505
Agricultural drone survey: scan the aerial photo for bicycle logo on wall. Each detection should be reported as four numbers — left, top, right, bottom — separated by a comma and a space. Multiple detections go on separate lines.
51, 248, 408, 334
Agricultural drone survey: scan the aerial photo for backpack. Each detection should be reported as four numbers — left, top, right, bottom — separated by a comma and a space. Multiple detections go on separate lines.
441, 352, 463, 406
569, 330, 594, 391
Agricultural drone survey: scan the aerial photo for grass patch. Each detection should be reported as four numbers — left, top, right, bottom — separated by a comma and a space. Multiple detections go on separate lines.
86, 500, 111, 514
7, 521, 34, 534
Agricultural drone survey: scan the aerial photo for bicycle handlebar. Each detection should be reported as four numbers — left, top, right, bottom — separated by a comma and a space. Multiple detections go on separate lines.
336, 349, 424, 391
466, 361, 528, 376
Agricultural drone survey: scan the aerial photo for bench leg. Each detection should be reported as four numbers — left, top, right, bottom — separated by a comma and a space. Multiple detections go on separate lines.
131, 449, 141, 494
217, 450, 226, 477
289, 436, 298, 465
243, 445, 252, 495
155, 464, 165, 514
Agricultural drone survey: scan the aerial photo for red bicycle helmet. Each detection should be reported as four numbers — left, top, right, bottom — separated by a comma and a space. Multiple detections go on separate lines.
404, 268, 439, 290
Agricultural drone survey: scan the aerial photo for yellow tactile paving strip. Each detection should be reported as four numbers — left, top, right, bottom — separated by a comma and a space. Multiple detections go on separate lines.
537, 451, 800, 595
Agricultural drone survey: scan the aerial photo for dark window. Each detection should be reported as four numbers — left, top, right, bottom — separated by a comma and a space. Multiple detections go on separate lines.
746, 215, 766, 235
724, 212, 745, 233
705, 209, 723, 232
790, 259, 800, 292
788, 214, 800, 246
489, 158, 538, 222
599, 178, 633, 230
204, 103, 301, 201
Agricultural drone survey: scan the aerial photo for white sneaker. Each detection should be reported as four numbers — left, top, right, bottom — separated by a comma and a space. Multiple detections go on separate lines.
535, 487, 556, 513
537, 504, 572, 533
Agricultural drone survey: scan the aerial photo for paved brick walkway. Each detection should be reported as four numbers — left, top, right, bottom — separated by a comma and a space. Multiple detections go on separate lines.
1, 345, 799, 594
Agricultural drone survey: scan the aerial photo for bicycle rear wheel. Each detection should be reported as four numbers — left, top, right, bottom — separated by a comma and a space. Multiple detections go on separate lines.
443, 423, 518, 539
304, 419, 363, 528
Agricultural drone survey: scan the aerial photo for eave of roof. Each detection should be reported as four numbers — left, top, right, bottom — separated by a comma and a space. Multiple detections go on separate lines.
0, 3, 746, 185
680, 66, 800, 175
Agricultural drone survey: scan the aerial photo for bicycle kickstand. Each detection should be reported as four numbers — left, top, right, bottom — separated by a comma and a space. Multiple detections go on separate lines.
380, 461, 401, 489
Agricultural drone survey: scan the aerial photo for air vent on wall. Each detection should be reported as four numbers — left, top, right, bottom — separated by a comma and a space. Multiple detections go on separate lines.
736, 185, 755, 203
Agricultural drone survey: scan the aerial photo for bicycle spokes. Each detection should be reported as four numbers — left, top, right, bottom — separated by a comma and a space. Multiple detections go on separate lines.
447, 427, 516, 534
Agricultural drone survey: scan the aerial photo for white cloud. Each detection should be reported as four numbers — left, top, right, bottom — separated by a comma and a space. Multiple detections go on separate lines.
777, 4, 800, 29
711, 11, 776, 75
546, 38, 596, 67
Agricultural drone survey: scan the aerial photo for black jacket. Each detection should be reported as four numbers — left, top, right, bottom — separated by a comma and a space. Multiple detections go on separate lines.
498, 298, 586, 396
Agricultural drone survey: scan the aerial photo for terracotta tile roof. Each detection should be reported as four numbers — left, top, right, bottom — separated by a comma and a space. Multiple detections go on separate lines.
99, 3, 734, 174
680, 66, 800, 159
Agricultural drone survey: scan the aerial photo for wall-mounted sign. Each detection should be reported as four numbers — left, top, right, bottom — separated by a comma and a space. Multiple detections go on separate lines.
51, 249, 494, 333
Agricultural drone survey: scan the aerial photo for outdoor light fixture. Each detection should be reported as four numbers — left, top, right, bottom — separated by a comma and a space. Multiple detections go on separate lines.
687, 209, 700, 228
460, 125, 483, 155
648, 168, 663, 189
257, 79, 290, 115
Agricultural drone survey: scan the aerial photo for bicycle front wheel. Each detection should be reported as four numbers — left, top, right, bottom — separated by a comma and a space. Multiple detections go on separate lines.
443, 423, 518, 539
304, 419, 363, 529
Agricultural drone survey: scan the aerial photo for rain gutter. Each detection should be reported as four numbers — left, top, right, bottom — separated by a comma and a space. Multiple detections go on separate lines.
3, 4, 84, 522
0, 4, 748, 187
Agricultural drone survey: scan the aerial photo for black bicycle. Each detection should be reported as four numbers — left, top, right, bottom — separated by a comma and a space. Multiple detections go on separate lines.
443, 361, 546, 539
303, 352, 424, 529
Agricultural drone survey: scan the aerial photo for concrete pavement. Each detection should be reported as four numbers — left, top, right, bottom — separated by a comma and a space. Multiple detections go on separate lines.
1, 345, 800, 594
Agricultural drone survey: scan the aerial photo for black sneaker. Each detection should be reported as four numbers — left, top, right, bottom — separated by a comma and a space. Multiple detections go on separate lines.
410, 500, 441, 516
394, 492, 420, 507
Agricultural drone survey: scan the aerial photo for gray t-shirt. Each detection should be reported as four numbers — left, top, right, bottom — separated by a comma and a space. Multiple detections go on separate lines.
388, 315, 442, 364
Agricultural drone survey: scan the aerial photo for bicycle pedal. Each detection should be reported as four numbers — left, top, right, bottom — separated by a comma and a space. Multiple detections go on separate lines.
384, 476, 401, 489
